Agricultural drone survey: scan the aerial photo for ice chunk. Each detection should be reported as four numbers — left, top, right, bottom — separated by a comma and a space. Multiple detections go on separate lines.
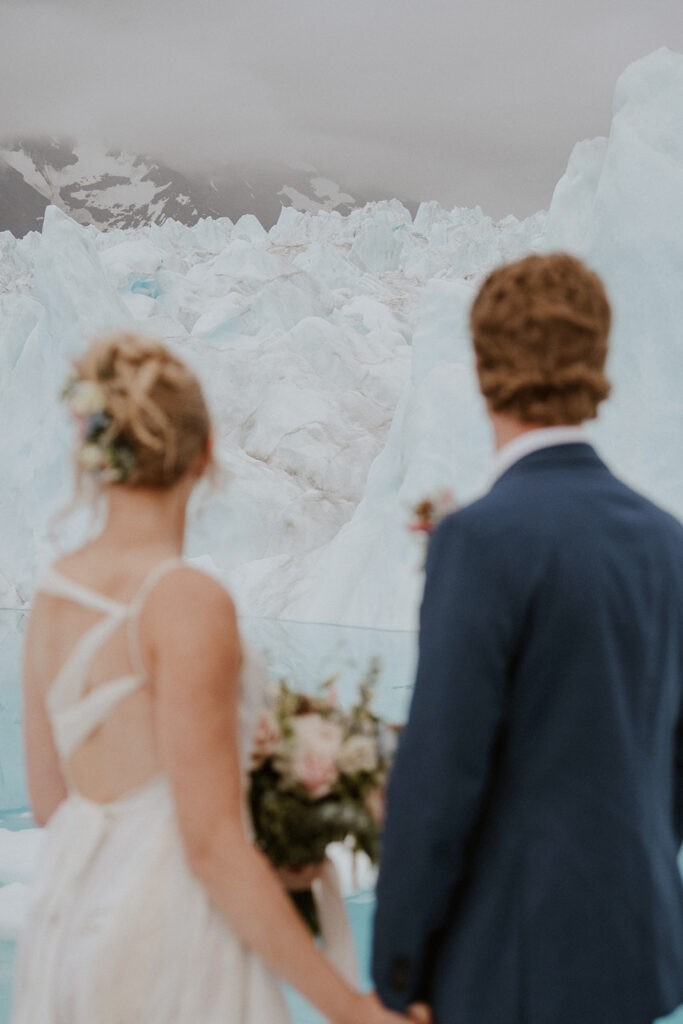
35, 206, 132, 356
100, 238, 167, 290
232, 214, 267, 242
350, 210, 407, 273
544, 137, 607, 254
546, 47, 683, 520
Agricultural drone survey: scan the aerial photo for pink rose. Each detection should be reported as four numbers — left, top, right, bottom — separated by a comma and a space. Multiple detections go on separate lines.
292, 713, 344, 756
288, 714, 343, 798
290, 748, 340, 799
251, 710, 282, 767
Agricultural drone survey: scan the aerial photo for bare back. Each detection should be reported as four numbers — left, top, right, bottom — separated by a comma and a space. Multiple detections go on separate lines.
25, 550, 185, 805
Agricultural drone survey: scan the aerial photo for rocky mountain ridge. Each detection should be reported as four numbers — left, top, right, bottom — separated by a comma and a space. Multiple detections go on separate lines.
0, 137, 410, 237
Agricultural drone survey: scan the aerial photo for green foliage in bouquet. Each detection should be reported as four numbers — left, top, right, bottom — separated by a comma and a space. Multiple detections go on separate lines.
248, 660, 399, 933
249, 766, 379, 868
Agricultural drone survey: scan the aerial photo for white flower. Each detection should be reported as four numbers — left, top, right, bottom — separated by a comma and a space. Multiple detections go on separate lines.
337, 735, 379, 776
69, 380, 107, 417
78, 443, 105, 471
378, 723, 399, 760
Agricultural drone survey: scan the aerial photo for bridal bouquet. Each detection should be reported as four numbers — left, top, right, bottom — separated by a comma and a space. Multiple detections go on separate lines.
249, 661, 398, 933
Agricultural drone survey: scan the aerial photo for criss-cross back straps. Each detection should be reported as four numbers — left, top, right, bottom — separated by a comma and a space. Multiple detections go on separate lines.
41, 605, 133, 760
126, 557, 187, 677
38, 557, 188, 679
38, 567, 128, 617
50, 676, 144, 759
46, 611, 127, 712
37, 558, 187, 760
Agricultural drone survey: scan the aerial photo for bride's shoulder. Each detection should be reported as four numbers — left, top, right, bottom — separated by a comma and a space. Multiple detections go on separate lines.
140, 566, 241, 668
49, 543, 94, 577
141, 567, 242, 686
145, 563, 238, 624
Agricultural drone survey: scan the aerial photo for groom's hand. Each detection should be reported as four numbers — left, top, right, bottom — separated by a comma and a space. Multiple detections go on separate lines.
407, 1004, 432, 1023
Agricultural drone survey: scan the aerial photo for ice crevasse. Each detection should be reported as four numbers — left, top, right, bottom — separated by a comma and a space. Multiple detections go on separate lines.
0, 48, 682, 631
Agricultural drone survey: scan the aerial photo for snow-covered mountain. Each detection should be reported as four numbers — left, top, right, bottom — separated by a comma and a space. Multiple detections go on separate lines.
0, 137, 403, 237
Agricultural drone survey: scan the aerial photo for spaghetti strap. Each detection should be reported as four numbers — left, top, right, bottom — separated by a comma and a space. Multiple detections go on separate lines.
126, 558, 187, 677
38, 568, 127, 618
40, 558, 188, 761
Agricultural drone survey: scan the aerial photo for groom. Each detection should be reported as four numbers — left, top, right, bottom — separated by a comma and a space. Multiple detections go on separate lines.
372, 253, 683, 1024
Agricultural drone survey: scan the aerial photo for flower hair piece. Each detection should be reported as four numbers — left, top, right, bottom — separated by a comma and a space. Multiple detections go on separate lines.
61, 373, 138, 484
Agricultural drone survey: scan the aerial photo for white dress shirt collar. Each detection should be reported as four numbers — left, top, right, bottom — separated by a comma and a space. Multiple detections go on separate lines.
492, 425, 589, 483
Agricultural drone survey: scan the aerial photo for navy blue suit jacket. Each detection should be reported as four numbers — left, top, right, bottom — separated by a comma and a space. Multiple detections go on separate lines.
373, 444, 683, 1024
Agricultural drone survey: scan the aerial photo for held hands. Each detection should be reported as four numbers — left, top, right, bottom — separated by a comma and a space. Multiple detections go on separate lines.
345, 992, 432, 1024
276, 865, 434, 1024
275, 871, 432, 1024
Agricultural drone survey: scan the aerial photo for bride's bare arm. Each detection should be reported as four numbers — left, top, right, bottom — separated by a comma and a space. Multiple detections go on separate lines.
145, 570, 405, 1024
22, 602, 68, 825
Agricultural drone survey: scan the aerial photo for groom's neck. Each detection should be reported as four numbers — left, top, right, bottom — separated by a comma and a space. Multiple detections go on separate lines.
489, 412, 552, 453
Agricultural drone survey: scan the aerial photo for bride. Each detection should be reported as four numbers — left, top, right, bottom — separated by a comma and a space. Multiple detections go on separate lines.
13, 332, 411, 1024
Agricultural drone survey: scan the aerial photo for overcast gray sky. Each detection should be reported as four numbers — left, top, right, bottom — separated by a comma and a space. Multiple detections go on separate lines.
1, 0, 681, 217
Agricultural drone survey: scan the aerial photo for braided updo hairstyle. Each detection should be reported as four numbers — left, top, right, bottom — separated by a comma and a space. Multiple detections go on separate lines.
71, 332, 212, 489
470, 253, 611, 425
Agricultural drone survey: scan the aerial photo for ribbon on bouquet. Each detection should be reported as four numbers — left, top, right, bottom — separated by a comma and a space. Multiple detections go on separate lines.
311, 856, 358, 986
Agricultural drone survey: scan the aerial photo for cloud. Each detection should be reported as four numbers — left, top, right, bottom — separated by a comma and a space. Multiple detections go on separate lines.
0, 0, 681, 215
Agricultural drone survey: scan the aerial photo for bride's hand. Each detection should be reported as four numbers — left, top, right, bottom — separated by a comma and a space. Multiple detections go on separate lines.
343, 991, 418, 1023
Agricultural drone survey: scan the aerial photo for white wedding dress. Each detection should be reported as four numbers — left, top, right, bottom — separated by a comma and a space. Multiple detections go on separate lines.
12, 559, 293, 1024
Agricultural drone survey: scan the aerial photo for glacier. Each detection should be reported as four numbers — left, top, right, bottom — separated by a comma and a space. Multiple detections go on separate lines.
0, 45, 683, 1024
1, 47, 682, 635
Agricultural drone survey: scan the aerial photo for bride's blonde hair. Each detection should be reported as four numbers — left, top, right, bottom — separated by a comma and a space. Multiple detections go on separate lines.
70, 332, 213, 489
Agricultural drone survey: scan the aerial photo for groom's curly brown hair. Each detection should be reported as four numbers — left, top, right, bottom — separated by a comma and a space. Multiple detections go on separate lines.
470, 252, 611, 425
